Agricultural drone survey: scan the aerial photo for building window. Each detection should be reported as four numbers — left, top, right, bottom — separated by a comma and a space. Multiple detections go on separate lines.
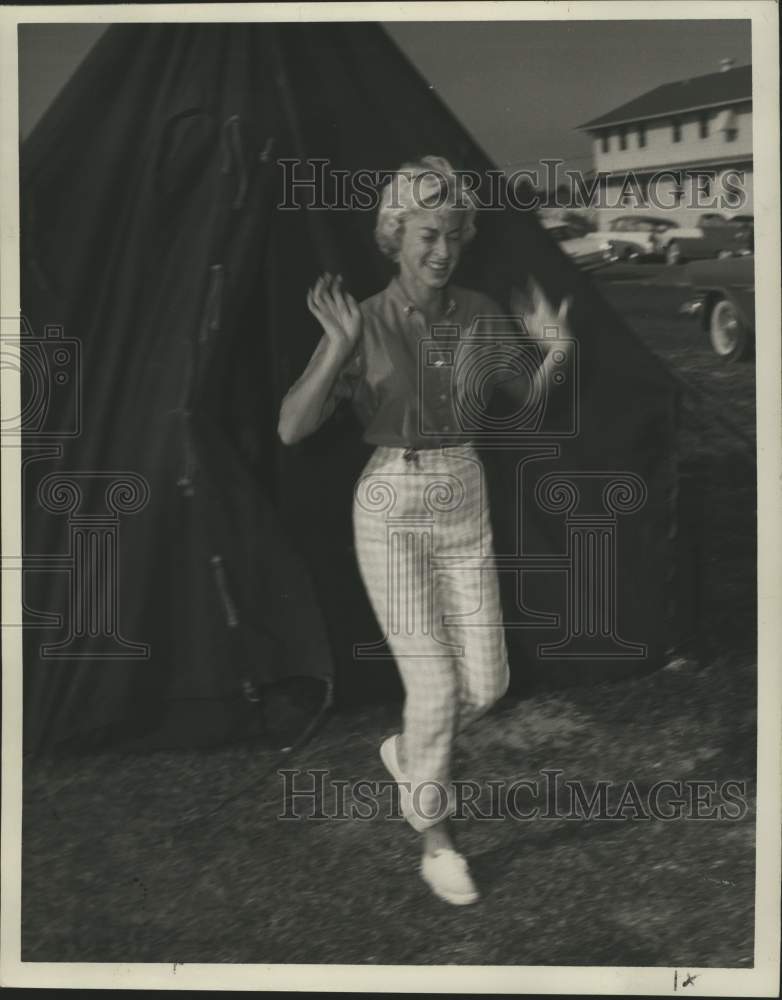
699, 114, 709, 139
618, 127, 627, 151
601, 133, 609, 153
638, 125, 647, 148
714, 107, 739, 142
672, 118, 682, 143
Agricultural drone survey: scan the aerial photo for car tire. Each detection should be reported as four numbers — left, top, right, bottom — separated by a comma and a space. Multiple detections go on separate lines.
666, 241, 683, 266
707, 297, 751, 362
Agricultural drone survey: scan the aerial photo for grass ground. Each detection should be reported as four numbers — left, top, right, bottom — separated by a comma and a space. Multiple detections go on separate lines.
23, 652, 755, 966
22, 271, 758, 967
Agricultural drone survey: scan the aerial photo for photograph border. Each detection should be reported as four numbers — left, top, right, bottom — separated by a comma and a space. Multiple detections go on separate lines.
2, 2, 779, 994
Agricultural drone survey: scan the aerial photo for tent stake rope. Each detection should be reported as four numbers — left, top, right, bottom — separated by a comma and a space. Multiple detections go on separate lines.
169, 677, 336, 832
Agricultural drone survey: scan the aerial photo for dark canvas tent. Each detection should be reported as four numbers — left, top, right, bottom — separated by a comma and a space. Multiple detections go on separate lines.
19, 23, 682, 754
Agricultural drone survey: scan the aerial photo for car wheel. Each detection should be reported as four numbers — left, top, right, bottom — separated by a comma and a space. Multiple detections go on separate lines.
666, 242, 683, 265
708, 297, 751, 362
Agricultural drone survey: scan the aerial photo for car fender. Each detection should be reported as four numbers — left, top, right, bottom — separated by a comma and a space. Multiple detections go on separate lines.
695, 285, 755, 333
655, 227, 703, 247
682, 256, 755, 332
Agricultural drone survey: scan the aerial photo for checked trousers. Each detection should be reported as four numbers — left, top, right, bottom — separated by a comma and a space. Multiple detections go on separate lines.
353, 444, 510, 828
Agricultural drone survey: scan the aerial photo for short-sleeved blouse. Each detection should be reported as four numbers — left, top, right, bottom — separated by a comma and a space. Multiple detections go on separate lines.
331, 276, 524, 450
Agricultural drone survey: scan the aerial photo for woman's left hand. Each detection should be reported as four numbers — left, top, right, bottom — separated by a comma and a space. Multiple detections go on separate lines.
511, 278, 574, 354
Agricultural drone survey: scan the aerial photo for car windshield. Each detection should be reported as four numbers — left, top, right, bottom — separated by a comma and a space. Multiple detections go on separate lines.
611, 218, 676, 232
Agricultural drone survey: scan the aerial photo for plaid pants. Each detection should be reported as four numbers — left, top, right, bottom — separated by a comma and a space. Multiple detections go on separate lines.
353, 445, 510, 828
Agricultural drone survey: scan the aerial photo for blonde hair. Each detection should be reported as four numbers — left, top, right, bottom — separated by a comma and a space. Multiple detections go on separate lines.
374, 155, 478, 262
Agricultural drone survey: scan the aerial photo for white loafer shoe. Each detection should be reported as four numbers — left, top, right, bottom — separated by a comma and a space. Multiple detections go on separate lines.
421, 848, 480, 906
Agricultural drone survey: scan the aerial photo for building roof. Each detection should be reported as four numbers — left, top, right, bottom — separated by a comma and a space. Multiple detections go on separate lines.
578, 64, 752, 131
593, 152, 753, 180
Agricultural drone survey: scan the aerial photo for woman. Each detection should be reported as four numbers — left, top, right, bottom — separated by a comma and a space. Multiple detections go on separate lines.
278, 156, 572, 906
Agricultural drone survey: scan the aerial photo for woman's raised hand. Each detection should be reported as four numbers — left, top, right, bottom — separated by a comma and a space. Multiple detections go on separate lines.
511, 278, 574, 351
306, 273, 363, 357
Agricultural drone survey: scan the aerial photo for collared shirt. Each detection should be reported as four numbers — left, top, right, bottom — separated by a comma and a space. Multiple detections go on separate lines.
329, 276, 526, 449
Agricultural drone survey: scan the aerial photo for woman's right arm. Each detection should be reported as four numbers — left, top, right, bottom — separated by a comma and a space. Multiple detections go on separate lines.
277, 273, 363, 446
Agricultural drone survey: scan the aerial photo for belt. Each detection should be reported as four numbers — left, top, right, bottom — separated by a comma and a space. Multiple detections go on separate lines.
402, 443, 475, 466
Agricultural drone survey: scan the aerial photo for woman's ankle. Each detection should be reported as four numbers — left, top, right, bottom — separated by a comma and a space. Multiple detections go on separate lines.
422, 820, 454, 856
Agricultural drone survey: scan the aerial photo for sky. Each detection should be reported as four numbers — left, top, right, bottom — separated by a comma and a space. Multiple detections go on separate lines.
19, 18, 752, 174
383, 19, 752, 173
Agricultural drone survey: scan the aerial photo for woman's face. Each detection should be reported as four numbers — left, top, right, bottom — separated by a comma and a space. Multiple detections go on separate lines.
398, 206, 465, 291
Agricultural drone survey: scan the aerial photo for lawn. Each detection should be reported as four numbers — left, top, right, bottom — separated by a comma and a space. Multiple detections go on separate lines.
23, 651, 755, 966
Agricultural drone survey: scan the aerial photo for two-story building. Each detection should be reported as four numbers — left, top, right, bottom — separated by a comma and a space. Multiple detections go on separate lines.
577, 61, 752, 226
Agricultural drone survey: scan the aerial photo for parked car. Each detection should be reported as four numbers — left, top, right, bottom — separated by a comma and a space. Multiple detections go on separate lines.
558, 211, 597, 236
666, 217, 753, 265
592, 215, 752, 265
592, 216, 703, 261
541, 218, 615, 271
678, 254, 755, 362
697, 213, 754, 254
699, 212, 754, 228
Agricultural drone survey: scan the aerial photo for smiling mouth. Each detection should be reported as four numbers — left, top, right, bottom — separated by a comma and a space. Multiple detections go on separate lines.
427, 261, 450, 273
